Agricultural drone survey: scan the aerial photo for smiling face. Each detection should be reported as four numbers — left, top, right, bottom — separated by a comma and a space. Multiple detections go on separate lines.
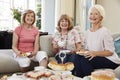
57, 14, 73, 32
60, 19, 69, 30
22, 10, 35, 25
25, 12, 35, 25
89, 8, 103, 24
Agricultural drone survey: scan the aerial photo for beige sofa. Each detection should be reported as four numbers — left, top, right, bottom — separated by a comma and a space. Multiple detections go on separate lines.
0, 35, 54, 74
0, 34, 120, 79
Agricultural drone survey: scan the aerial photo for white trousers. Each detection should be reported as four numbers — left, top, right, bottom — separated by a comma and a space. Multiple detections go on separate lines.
13, 51, 48, 67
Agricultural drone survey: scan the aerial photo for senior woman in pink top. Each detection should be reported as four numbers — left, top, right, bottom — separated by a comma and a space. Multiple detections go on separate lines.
12, 10, 48, 72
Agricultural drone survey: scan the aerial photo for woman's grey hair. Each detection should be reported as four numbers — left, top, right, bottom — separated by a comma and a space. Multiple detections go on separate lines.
88, 4, 105, 21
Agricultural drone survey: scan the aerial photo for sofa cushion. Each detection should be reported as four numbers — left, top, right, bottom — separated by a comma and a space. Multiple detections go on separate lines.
0, 49, 38, 74
40, 35, 54, 57
112, 33, 120, 57
0, 53, 20, 73
114, 37, 120, 57
112, 33, 120, 41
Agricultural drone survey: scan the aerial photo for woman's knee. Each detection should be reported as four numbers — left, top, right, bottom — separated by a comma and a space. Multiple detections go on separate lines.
18, 58, 31, 67
36, 51, 48, 62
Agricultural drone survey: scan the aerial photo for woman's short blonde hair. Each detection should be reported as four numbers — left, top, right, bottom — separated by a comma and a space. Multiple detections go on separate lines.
89, 4, 105, 21
56, 14, 73, 32
21, 9, 35, 25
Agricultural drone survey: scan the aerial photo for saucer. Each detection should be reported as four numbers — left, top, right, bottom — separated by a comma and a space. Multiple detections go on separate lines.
34, 66, 45, 71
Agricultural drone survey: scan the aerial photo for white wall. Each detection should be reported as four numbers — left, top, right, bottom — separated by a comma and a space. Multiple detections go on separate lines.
97, 0, 120, 33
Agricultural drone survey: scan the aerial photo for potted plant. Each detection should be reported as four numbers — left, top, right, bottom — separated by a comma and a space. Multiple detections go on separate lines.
36, 4, 41, 29
11, 8, 21, 23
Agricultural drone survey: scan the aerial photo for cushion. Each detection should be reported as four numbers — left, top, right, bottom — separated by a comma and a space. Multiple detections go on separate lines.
112, 33, 120, 40
112, 33, 120, 57
0, 54, 20, 73
114, 37, 120, 57
40, 35, 54, 57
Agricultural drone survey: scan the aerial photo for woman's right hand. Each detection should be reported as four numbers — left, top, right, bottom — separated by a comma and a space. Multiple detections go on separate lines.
16, 51, 21, 57
84, 51, 96, 60
52, 44, 59, 54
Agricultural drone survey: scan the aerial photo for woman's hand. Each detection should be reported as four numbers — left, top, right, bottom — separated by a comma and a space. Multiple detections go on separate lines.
16, 51, 21, 57
84, 51, 97, 60
52, 43, 59, 54
70, 49, 77, 53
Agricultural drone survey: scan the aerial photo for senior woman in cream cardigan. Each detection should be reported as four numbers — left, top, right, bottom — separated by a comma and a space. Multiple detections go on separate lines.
75, 4, 120, 78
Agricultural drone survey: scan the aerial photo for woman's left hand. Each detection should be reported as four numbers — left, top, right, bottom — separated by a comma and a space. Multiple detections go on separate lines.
84, 51, 96, 60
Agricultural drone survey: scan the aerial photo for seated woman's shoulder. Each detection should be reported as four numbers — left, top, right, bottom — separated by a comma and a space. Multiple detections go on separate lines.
70, 28, 80, 33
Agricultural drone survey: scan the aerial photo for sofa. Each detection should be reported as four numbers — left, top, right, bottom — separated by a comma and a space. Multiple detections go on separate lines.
0, 34, 120, 79
0, 35, 54, 74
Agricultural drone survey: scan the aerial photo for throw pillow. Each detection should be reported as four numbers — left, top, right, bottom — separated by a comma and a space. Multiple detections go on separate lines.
114, 37, 120, 57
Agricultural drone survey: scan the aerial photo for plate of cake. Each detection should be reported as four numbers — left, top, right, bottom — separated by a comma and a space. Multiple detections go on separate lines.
82, 69, 119, 80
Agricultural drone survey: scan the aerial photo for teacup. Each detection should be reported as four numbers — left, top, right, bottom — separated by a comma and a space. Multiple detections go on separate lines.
58, 41, 66, 47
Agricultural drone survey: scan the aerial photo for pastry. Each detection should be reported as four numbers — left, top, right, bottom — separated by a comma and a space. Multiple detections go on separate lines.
0, 75, 8, 80
20, 52, 26, 57
25, 71, 44, 79
44, 71, 53, 77
91, 70, 115, 80
48, 61, 66, 71
20, 52, 31, 57
65, 62, 74, 71
48, 61, 74, 71
49, 75, 62, 80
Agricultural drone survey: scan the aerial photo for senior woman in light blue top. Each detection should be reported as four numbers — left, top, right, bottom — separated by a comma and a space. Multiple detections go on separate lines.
76, 4, 120, 78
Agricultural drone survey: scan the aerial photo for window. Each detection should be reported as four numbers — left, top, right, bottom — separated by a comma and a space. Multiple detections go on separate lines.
0, 0, 41, 31
84, 0, 95, 30
80, 0, 95, 30
0, 0, 11, 30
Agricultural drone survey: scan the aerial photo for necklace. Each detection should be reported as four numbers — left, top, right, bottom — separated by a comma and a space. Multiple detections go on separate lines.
60, 33, 68, 50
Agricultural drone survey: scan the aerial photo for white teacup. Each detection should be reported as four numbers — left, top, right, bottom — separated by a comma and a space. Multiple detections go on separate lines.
58, 41, 66, 47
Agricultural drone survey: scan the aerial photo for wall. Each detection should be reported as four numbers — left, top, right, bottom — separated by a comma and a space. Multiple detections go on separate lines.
97, 0, 120, 33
